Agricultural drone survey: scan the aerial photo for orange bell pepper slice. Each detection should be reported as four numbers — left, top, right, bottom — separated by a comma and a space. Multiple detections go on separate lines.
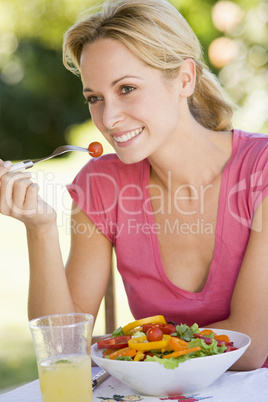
200, 329, 230, 343
102, 349, 114, 357
108, 347, 137, 360
214, 334, 230, 343
122, 315, 166, 335
168, 336, 188, 351
163, 346, 201, 359
200, 329, 216, 337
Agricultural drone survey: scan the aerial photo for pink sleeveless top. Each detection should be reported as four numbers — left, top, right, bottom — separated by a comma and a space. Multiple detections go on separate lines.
68, 129, 268, 367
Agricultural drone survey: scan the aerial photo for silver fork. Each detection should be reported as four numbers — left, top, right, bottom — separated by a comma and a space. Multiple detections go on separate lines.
9, 145, 92, 172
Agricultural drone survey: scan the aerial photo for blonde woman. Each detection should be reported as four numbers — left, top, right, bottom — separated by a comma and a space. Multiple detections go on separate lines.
0, 0, 267, 370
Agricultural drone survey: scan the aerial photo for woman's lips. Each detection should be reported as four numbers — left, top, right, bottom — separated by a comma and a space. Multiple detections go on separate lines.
113, 127, 143, 144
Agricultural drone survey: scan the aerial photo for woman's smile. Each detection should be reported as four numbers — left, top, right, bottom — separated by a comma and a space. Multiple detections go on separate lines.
112, 127, 144, 145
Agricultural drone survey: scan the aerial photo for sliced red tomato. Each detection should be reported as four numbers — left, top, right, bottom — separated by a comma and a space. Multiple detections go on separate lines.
97, 335, 131, 350
142, 323, 176, 335
224, 345, 238, 353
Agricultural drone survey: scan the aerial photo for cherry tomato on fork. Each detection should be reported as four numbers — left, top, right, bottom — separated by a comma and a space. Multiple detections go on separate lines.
88, 141, 103, 157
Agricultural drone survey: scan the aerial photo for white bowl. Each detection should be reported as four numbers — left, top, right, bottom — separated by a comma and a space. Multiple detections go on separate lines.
91, 328, 251, 396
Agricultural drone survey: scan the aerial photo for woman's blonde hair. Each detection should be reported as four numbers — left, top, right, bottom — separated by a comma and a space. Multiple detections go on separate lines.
63, 0, 233, 131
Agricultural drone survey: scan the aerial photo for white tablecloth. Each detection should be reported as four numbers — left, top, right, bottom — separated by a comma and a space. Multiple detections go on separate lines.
1, 368, 268, 402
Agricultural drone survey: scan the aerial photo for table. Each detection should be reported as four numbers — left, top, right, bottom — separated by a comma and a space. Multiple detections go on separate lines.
1, 367, 268, 402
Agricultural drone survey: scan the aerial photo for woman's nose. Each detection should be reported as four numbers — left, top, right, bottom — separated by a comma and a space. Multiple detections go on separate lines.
102, 100, 124, 129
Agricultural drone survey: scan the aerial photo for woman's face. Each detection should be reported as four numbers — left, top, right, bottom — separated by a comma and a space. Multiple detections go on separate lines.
80, 38, 183, 164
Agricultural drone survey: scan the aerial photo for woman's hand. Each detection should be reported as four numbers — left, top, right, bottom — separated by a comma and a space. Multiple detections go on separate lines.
0, 160, 56, 229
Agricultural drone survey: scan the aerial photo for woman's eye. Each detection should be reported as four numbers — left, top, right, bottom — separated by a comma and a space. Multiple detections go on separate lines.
86, 95, 102, 105
120, 85, 135, 94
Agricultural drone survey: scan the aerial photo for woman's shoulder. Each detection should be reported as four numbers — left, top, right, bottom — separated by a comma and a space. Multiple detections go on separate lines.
235, 129, 268, 146
234, 129, 268, 160
229, 130, 268, 193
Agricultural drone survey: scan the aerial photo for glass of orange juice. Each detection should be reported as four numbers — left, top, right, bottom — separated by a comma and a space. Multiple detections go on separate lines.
29, 313, 94, 402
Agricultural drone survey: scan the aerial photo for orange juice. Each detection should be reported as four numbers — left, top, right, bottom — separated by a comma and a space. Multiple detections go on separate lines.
38, 355, 92, 402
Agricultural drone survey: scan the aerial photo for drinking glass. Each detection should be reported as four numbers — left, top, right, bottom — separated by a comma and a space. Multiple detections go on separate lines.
29, 313, 94, 402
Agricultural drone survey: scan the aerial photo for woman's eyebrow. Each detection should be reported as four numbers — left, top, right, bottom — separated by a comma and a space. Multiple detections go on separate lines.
83, 75, 144, 93
111, 75, 143, 86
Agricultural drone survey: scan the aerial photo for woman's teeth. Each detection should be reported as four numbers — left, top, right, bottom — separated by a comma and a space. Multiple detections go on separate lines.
113, 128, 143, 143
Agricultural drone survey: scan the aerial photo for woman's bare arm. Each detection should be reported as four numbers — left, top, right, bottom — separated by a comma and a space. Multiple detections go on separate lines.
209, 196, 268, 370
27, 204, 113, 320
0, 163, 112, 322
27, 223, 75, 319
27, 205, 112, 320
65, 204, 113, 320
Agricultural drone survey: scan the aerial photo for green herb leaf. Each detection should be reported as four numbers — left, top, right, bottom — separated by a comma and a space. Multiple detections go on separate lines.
112, 326, 124, 337
171, 323, 200, 341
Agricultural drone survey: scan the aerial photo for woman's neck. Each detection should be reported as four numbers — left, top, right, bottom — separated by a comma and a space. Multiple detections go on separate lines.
148, 122, 233, 192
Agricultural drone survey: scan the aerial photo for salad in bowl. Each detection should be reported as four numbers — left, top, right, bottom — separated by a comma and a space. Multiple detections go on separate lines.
91, 315, 251, 396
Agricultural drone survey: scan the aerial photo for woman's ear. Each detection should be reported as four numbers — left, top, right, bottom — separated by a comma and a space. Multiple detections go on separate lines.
178, 58, 196, 97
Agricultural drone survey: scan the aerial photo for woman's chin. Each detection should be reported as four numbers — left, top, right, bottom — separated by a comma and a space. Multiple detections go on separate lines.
115, 151, 146, 165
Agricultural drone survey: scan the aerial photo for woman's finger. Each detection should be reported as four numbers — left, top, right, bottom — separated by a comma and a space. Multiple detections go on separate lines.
23, 183, 39, 211
0, 161, 13, 179
12, 178, 35, 213
0, 171, 32, 215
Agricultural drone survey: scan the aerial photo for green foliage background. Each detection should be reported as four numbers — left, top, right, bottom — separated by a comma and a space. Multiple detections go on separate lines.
0, 0, 98, 160
0, 0, 267, 161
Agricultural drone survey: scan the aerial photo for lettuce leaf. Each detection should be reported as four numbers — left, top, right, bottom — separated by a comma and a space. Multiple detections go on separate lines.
188, 338, 226, 355
114, 356, 133, 361
145, 354, 190, 369
131, 331, 146, 338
